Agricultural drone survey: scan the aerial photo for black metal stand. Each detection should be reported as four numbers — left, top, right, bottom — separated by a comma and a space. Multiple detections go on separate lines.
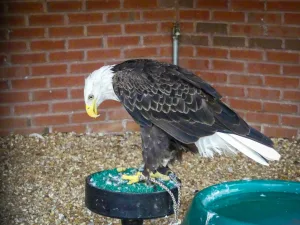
121, 219, 143, 225
85, 171, 178, 223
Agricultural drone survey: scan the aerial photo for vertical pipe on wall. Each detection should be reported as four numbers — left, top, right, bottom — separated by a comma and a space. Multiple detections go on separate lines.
172, 22, 180, 66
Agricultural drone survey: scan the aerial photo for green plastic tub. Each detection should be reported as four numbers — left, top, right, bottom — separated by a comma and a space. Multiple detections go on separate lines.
182, 180, 300, 225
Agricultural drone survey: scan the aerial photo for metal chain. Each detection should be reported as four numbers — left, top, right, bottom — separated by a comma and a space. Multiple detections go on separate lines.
139, 174, 181, 225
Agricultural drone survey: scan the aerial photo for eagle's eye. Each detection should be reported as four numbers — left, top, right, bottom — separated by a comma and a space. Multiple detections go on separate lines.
88, 94, 94, 100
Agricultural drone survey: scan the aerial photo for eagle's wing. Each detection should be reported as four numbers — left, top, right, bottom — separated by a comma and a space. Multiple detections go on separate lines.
112, 59, 256, 144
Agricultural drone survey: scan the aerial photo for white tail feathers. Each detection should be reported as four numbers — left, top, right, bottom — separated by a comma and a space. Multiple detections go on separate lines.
195, 132, 280, 166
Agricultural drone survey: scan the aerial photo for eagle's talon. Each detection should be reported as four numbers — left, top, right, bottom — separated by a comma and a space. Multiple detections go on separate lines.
116, 167, 126, 172
122, 172, 143, 184
150, 171, 170, 181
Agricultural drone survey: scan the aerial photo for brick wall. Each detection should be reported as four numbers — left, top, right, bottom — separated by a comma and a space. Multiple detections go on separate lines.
0, 0, 299, 138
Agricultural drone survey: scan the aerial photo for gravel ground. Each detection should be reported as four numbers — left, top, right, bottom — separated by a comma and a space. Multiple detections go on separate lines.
1, 132, 299, 225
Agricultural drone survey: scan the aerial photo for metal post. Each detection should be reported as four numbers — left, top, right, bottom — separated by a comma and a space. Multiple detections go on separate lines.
172, 23, 180, 65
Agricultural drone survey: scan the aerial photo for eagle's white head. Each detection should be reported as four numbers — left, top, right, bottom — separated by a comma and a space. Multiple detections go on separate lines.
84, 65, 119, 118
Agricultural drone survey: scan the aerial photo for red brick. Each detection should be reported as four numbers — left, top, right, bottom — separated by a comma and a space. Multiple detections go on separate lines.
12, 78, 47, 89
125, 23, 157, 34
14, 104, 49, 115
264, 102, 298, 114
249, 38, 282, 50
0, 66, 29, 78
230, 50, 263, 60
0, 41, 27, 52
52, 125, 86, 133
0, 80, 9, 89
179, 10, 210, 20
144, 35, 171, 45
248, 63, 280, 75
31, 40, 65, 51
52, 101, 84, 113
33, 89, 68, 101
48, 1, 82, 12
101, 100, 122, 109
107, 36, 140, 47
72, 112, 105, 123
197, 0, 227, 9
70, 88, 83, 99
180, 35, 208, 46
214, 85, 245, 97
267, 51, 299, 63
0, 92, 29, 103
69, 13, 103, 24
70, 62, 103, 74
196, 72, 228, 84
229, 74, 263, 86
178, 46, 194, 57
179, 59, 209, 70
213, 60, 244, 72
89, 122, 123, 133
32, 64, 67, 76
107, 108, 131, 120
0, 118, 28, 129
196, 47, 228, 58
0, 55, 7, 66
267, 26, 300, 38
68, 38, 102, 49
267, 2, 300, 12
11, 53, 46, 64
10, 28, 44, 39
124, 0, 157, 8
161, 22, 194, 33
86, 0, 120, 10
0, 15, 25, 26
50, 76, 84, 87
107, 12, 140, 22
283, 90, 300, 102
7, 2, 43, 13
229, 99, 262, 111
124, 47, 157, 58
144, 10, 175, 20
87, 49, 121, 60
231, 0, 264, 10
87, 25, 121, 36
265, 76, 299, 88
283, 65, 300, 76
213, 11, 244, 22
230, 24, 264, 36
246, 112, 279, 125
49, 26, 84, 37
0, 106, 10, 117
282, 116, 300, 127
33, 115, 69, 126
248, 13, 282, 24
247, 88, 280, 100
264, 126, 297, 138
285, 13, 300, 25
49, 51, 84, 62
29, 15, 64, 26
126, 121, 140, 132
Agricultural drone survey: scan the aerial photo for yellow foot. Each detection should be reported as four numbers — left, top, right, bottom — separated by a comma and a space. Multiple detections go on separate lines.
121, 171, 170, 184
116, 167, 126, 172
122, 172, 143, 184
150, 171, 170, 181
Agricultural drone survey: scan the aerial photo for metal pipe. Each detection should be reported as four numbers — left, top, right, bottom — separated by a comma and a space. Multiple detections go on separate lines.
172, 22, 180, 65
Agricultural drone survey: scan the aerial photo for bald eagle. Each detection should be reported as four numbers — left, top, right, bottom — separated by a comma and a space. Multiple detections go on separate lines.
84, 59, 280, 183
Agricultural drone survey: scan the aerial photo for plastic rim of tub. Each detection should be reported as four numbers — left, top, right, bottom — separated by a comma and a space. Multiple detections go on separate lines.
182, 179, 300, 225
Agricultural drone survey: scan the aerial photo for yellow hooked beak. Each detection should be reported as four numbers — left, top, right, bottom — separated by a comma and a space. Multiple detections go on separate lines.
85, 99, 99, 118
